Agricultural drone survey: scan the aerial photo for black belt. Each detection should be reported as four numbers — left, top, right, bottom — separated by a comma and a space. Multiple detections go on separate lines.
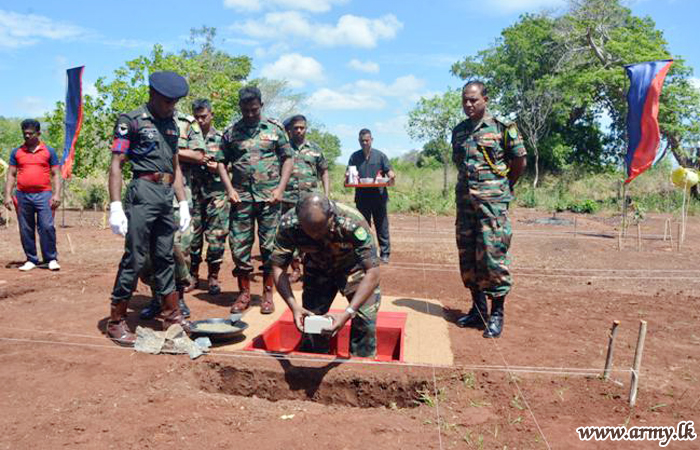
136, 172, 174, 184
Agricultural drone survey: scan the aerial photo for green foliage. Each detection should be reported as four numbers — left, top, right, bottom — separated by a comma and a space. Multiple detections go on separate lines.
44, 27, 253, 179
307, 126, 341, 168
0, 117, 22, 161
406, 89, 462, 195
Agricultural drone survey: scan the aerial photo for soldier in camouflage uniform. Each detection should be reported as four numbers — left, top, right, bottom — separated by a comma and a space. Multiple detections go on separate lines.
271, 193, 381, 357
216, 86, 293, 315
281, 114, 330, 282
451, 80, 527, 339
138, 109, 206, 319
189, 99, 229, 295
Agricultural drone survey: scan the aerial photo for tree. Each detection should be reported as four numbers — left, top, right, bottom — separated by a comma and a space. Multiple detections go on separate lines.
406, 89, 462, 195
0, 117, 22, 161
450, 1, 700, 177
255, 78, 307, 122
307, 126, 341, 168
44, 27, 253, 178
518, 88, 558, 187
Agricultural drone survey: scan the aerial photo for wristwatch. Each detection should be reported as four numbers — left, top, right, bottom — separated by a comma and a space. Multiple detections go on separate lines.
345, 306, 357, 318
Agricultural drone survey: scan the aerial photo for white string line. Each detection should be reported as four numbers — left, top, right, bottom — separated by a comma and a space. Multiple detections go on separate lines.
389, 262, 700, 274
476, 307, 552, 449
451, 220, 552, 448
0, 335, 633, 377
393, 226, 670, 239
0, 328, 633, 373
385, 264, 700, 281
416, 222, 444, 449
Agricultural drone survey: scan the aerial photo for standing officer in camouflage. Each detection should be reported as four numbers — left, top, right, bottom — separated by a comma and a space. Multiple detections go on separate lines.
271, 193, 381, 357
282, 114, 330, 282
451, 81, 526, 339
217, 86, 293, 315
190, 98, 229, 295
106, 71, 192, 346
138, 108, 206, 319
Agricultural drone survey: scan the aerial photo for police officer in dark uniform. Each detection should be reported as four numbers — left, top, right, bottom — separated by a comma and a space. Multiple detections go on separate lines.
106, 71, 192, 346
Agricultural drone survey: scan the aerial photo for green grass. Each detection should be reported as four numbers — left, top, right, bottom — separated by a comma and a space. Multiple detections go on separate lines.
7, 158, 695, 218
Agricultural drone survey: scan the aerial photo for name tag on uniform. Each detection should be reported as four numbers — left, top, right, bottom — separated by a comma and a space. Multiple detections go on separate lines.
259, 133, 278, 141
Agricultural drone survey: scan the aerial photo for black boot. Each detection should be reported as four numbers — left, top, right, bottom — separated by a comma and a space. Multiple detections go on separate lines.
457, 290, 488, 329
177, 287, 191, 318
139, 295, 162, 320
483, 297, 505, 338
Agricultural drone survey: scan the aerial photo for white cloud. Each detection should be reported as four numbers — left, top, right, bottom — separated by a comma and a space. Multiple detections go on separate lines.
348, 59, 379, 74
224, 0, 348, 13
84, 81, 98, 98
690, 77, 700, 90
254, 42, 291, 59
308, 75, 426, 110
261, 53, 324, 88
14, 96, 51, 117
309, 88, 386, 110
0, 9, 87, 49
101, 38, 152, 49
481, 0, 565, 13
234, 12, 402, 48
374, 115, 408, 136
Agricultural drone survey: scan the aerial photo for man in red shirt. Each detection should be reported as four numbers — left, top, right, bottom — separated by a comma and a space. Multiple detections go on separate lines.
3, 119, 62, 271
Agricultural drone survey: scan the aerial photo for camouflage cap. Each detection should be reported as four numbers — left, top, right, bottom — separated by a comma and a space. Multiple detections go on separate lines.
149, 71, 189, 99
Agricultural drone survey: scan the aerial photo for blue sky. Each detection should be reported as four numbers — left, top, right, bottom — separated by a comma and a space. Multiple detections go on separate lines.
0, 0, 698, 161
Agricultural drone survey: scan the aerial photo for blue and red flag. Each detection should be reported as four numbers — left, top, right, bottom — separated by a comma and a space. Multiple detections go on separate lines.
60, 66, 84, 180
624, 59, 673, 184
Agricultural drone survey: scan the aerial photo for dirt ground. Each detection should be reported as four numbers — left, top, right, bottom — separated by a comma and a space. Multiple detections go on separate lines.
0, 207, 698, 449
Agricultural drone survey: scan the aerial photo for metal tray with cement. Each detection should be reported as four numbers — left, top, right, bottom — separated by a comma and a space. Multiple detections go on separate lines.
189, 318, 248, 341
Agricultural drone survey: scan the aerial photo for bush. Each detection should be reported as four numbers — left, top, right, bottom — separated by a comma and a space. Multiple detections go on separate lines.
81, 183, 108, 209
566, 198, 599, 214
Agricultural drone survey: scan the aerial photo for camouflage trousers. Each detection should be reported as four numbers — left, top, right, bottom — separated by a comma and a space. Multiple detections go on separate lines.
300, 265, 380, 357
190, 190, 230, 267
140, 185, 193, 291
229, 201, 280, 276
455, 197, 512, 298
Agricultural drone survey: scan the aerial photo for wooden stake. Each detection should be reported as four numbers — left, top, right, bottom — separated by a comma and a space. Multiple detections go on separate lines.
621, 182, 628, 237
617, 225, 623, 251
663, 218, 670, 241
677, 223, 682, 252
66, 233, 75, 254
637, 223, 642, 251
574, 217, 578, 238
681, 183, 688, 246
603, 320, 621, 380
629, 320, 648, 408
669, 221, 674, 250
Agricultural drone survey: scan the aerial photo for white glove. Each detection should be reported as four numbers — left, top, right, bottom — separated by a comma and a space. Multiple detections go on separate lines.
178, 200, 191, 233
109, 201, 128, 237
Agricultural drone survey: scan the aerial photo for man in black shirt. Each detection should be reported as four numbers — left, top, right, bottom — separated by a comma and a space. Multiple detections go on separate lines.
106, 71, 192, 346
346, 129, 395, 263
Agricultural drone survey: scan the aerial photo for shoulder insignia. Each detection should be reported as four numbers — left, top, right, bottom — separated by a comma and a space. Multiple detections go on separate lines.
117, 123, 129, 136
507, 125, 519, 140
354, 227, 368, 241
266, 118, 285, 131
